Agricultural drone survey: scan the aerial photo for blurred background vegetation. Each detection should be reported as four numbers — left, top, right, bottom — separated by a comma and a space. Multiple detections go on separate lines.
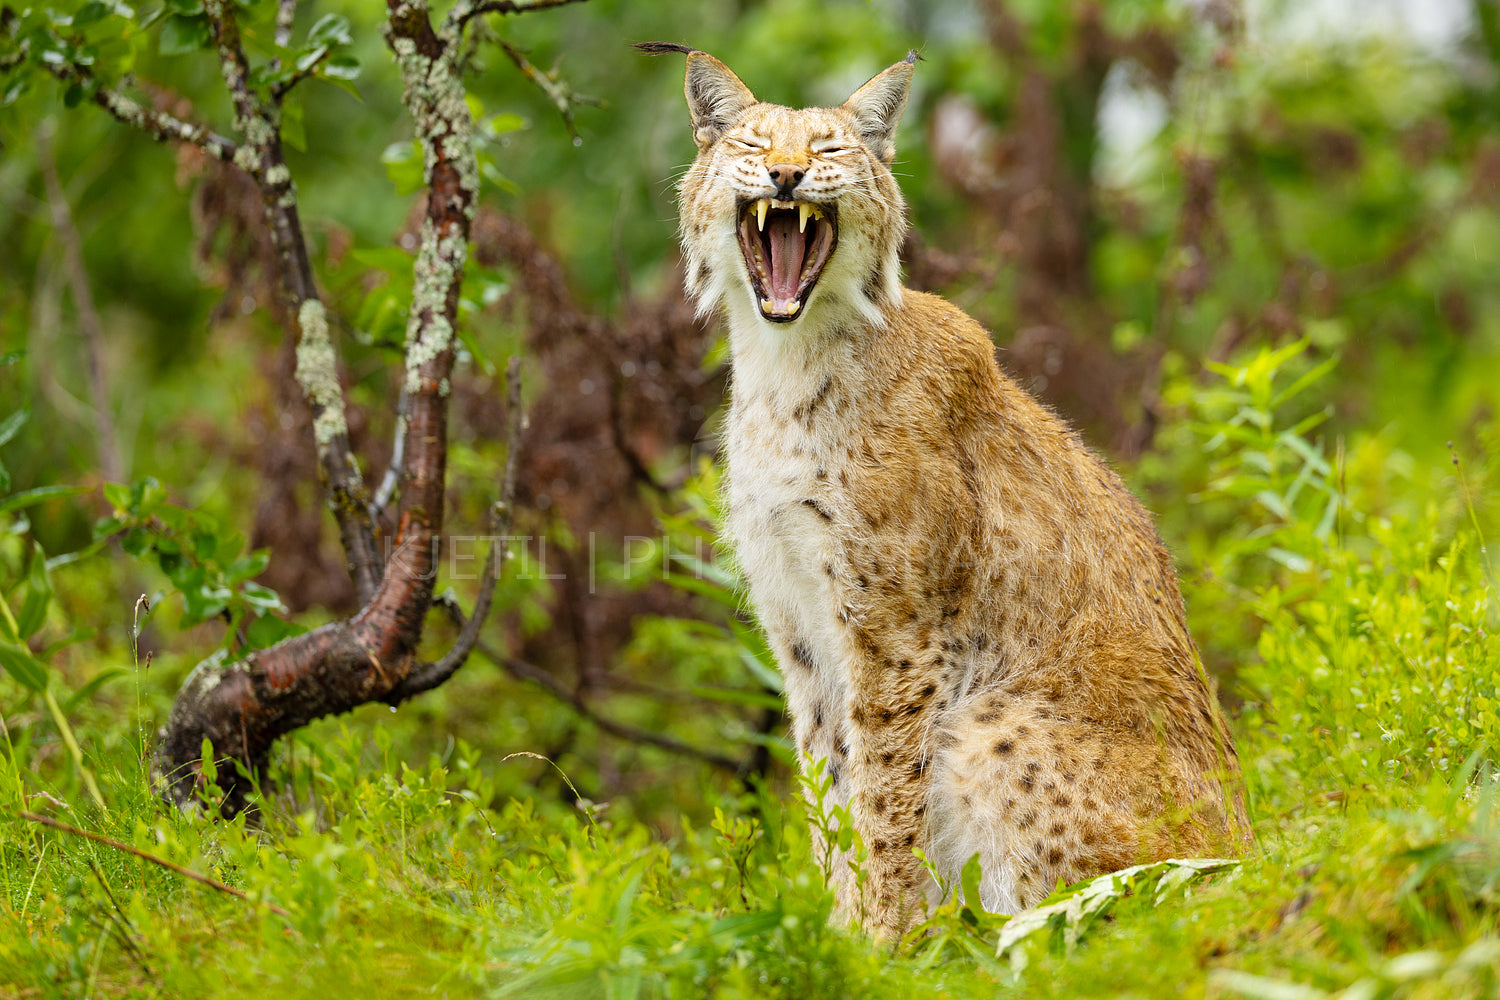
2, 0, 1500, 993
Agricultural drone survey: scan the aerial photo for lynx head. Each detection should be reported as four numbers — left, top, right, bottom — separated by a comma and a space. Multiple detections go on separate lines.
641, 43, 915, 333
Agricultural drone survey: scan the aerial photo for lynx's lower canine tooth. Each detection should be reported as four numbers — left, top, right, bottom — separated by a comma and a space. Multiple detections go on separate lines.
799, 203, 812, 233
761, 297, 773, 312
786, 299, 800, 315
755, 199, 769, 231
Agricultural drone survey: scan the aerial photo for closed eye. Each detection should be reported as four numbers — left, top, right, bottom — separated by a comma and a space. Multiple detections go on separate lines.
816, 145, 854, 157
727, 137, 767, 150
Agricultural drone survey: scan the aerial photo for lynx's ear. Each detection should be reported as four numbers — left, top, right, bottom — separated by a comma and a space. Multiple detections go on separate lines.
843, 50, 917, 163
635, 42, 757, 149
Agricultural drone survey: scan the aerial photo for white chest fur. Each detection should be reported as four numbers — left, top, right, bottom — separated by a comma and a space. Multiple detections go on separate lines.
723, 324, 868, 766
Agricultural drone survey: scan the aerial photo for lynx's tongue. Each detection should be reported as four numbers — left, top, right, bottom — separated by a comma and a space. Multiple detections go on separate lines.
765, 213, 806, 311
738, 199, 837, 322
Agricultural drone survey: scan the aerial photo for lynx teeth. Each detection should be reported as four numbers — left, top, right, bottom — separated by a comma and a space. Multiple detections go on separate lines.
752, 198, 826, 233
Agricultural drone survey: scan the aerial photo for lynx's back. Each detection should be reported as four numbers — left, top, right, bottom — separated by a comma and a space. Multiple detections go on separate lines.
644, 42, 1250, 937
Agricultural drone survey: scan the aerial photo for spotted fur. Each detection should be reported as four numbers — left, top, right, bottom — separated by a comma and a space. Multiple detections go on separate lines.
650, 46, 1251, 938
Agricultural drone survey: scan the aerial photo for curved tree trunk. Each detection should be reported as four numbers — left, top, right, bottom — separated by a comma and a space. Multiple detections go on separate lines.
152, 0, 544, 816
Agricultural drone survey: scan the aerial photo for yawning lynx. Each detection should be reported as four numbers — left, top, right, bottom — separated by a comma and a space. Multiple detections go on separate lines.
641, 42, 1250, 937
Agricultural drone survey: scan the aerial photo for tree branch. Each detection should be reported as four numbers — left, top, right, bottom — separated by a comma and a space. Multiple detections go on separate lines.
451, 622, 744, 773
495, 38, 599, 138
41, 60, 239, 162
448, 0, 590, 32
21, 812, 292, 919
383, 356, 524, 702
155, 0, 488, 816
271, 46, 331, 102
201, 0, 383, 603
369, 384, 409, 518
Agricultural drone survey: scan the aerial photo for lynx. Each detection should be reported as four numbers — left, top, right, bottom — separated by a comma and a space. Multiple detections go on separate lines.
641, 42, 1250, 938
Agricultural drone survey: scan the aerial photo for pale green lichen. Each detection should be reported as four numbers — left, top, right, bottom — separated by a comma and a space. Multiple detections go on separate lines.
233, 144, 260, 173
387, 26, 480, 395
293, 299, 350, 450
264, 164, 291, 186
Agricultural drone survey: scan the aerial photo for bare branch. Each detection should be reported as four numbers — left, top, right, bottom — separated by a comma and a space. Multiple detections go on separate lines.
199, 0, 382, 602
42, 61, 239, 162
496, 39, 600, 138
420, 611, 745, 773
449, 0, 590, 32
20, 812, 293, 919
156, 0, 488, 816
203, 0, 259, 141
384, 357, 524, 702
369, 384, 409, 518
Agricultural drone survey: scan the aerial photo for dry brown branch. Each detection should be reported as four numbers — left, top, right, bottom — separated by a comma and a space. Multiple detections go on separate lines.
496, 38, 600, 138
461, 626, 745, 773
20, 812, 293, 919
449, 0, 590, 31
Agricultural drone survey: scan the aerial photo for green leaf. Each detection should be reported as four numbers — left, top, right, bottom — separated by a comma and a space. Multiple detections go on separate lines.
381, 140, 424, 196
63, 666, 127, 713
102, 481, 131, 511
306, 13, 352, 47
960, 852, 984, 917
241, 582, 285, 614
226, 551, 270, 584
0, 643, 48, 692
72, 2, 122, 27
15, 546, 52, 640
0, 485, 87, 514
323, 54, 361, 82
245, 613, 299, 650
159, 14, 211, 56
0, 409, 27, 449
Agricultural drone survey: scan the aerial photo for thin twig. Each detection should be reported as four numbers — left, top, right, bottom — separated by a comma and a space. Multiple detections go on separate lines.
496, 39, 600, 139
42, 61, 239, 163
19, 812, 293, 919
271, 46, 331, 102
370, 384, 410, 518
449, 0, 590, 32
491, 646, 744, 772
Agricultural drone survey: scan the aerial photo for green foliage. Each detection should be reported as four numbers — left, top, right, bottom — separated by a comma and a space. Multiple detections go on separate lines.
95, 476, 292, 644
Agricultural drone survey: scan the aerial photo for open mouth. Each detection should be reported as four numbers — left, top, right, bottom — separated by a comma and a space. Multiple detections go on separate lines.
737, 198, 837, 322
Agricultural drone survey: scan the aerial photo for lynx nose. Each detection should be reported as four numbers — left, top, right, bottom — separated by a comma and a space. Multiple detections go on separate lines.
767, 162, 806, 198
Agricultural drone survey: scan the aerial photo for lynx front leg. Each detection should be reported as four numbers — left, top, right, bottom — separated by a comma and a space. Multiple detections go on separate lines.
841, 627, 944, 938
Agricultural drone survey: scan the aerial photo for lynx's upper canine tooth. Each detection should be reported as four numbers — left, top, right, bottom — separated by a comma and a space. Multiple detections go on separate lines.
755, 199, 769, 231
798, 203, 812, 233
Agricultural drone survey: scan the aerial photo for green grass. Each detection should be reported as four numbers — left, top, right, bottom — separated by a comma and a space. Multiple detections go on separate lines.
2, 348, 1498, 998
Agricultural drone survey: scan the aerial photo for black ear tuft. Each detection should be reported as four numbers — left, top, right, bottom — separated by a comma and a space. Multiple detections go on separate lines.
635, 41, 698, 56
